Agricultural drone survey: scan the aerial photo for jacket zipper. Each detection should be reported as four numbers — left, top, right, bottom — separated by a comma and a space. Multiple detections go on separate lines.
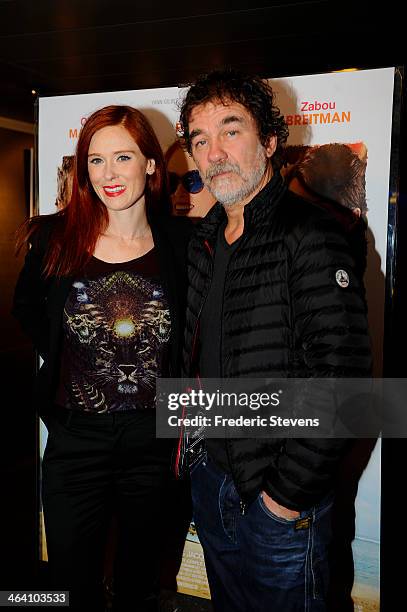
188, 239, 214, 376
219, 232, 248, 515
175, 239, 214, 478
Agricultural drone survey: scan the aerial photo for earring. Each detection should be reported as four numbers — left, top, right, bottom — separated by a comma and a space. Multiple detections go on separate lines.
147, 160, 155, 175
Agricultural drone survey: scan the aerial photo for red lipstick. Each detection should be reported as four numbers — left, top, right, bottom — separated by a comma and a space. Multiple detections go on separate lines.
103, 185, 126, 197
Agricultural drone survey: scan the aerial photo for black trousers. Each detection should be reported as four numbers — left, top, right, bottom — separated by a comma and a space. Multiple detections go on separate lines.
42, 408, 173, 612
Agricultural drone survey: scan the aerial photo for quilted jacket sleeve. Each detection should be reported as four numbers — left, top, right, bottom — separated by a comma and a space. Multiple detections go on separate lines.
263, 213, 372, 510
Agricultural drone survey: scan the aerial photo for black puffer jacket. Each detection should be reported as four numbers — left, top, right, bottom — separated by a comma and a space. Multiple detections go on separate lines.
183, 173, 371, 511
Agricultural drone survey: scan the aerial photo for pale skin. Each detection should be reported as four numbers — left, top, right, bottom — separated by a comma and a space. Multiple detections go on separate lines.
87, 124, 156, 263
189, 101, 300, 520
188, 101, 276, 244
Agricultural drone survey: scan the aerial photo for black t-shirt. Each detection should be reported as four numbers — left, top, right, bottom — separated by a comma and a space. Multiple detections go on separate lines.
56, 248, 170, 414
199, 223, 241, 472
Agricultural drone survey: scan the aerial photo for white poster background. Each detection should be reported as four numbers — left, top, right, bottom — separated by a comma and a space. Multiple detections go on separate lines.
38, 67, 395, 610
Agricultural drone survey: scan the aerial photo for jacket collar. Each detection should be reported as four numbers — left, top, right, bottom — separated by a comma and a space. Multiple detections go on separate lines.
195, 171, 287, 242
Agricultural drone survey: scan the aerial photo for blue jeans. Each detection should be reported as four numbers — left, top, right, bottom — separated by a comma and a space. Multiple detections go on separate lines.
190, 452, 333, 612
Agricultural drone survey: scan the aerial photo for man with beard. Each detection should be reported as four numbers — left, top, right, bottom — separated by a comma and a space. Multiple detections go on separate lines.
178, 69, 371, 611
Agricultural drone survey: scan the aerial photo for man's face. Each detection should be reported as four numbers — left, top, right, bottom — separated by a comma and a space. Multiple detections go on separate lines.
188, 100, 276, 207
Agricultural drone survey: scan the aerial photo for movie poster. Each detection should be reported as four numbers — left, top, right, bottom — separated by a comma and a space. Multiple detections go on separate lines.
268, 68, 395, 610
37, 67, 396, 609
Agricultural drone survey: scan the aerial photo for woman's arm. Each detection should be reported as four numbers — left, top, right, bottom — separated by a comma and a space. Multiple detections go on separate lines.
12, 228, 50, 359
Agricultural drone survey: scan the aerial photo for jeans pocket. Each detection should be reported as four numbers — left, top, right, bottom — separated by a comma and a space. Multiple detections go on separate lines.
257, 493, 302, 525
247, 493, 312, 590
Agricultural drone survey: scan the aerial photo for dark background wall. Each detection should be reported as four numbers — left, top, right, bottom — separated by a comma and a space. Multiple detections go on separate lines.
0, 126, 37, 588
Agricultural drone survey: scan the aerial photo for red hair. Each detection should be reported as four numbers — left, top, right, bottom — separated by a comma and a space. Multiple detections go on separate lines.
18, 105, 170, 277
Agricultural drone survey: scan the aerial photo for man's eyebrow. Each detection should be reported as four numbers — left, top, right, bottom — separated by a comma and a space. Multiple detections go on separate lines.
221, 115, 246, 126
190, 115, 246, 141
189, 128, 203, 141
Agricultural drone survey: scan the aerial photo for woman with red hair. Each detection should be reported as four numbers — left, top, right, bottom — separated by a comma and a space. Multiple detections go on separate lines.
13, 105, 191, 611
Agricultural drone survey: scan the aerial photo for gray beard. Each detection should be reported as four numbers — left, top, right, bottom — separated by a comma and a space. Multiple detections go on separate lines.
203, 145, 268, 207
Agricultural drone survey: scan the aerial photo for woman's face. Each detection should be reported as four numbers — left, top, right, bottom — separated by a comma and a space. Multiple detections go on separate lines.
88, 124, 155, 212
166, 143, 215, 217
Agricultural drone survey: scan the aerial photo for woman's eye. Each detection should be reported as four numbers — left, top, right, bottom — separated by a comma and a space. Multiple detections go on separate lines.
89, 157, 103, 165
117, 154, 131, 161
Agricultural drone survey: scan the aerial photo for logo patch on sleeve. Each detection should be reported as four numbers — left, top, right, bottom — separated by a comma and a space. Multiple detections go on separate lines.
335, 269, 350, 288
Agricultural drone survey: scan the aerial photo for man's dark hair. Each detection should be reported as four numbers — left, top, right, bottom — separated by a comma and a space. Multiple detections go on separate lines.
179, 68, 289, 171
